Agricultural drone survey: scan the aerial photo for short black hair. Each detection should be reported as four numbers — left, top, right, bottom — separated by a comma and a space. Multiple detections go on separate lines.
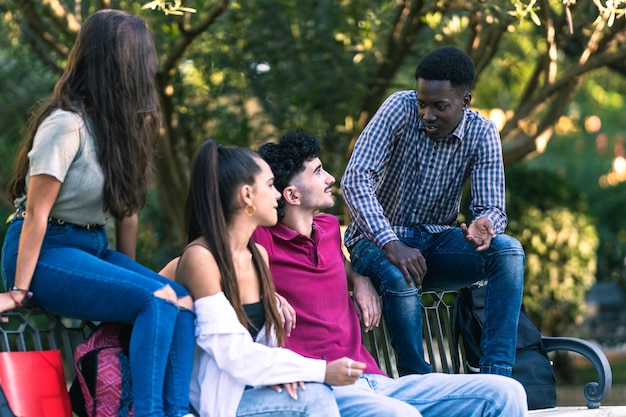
258, 130, 321, 219
414, 46, 476, 91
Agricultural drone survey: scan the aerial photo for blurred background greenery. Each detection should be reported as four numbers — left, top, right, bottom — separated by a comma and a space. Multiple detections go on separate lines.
0, 0, 625, 346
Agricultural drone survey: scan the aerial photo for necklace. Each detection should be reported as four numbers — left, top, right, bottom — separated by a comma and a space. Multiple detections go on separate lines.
233, 250, 253, 271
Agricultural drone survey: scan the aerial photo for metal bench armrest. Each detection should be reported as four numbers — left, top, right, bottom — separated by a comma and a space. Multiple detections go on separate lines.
542, 336, 612, 409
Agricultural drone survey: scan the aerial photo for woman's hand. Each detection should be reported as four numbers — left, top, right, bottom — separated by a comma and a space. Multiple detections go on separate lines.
324, 357, 365, 386
0, 292, 18, 314
268, 381, 306, 399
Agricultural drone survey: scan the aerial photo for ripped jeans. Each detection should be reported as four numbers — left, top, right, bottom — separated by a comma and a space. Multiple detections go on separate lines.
2, 219, 195, 417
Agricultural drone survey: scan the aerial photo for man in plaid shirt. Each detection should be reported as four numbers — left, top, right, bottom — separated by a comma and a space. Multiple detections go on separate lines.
342, 46, 525, 378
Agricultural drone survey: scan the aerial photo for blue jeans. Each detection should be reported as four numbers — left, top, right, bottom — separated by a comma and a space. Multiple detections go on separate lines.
237, 383, 340, 417
2, 219, 195, 417
349, 228, 524, 377
332, 373, 527, 416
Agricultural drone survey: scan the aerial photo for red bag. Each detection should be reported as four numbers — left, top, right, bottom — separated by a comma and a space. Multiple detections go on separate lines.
0, 350, 72, 417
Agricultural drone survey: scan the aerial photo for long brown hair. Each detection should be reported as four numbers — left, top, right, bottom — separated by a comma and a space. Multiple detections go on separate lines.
8, 9, 160, 218
185, 140, 285, 345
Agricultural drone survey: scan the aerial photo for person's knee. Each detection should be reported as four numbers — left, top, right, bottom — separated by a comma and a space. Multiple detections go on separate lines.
153, 284, 178, 303
484, 375, 527, 415
154, 284, 193, 311
177, 294, 194, 310
492, 234, 524, 256
498, 379, 527, 415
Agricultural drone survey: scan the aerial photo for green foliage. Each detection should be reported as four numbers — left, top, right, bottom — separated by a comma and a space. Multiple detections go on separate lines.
0, 0, 624, 319
505, 166, 598, 336
526, 71, 626, 289
508, 0, 542, 26
134, 189, 180, 270
142, 0, 197, 15
571, 357, 626, 386
0, 11, 57, 210
198, 0, 384, 173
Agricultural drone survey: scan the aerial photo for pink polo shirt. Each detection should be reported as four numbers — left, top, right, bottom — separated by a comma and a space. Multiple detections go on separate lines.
252, 213, 385, 375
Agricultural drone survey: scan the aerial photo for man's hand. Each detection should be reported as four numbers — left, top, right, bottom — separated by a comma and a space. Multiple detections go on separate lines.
461, 217, 495, 251
351, 274, 381, 332
382, 240, 427, 288
276, 293, 296, 336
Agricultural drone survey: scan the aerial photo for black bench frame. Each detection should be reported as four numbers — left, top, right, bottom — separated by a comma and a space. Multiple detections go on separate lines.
361, 290, 613, 409
0, 290, 613, 410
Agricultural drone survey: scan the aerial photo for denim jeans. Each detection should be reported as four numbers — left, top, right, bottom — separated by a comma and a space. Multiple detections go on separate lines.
332, 373, 527, 416
236, 383, 340, 417
2, 219, 195, 417
349, 227, 524, 377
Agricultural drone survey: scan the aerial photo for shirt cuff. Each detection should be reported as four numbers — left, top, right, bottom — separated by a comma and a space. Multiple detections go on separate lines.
373, 229, 399, 249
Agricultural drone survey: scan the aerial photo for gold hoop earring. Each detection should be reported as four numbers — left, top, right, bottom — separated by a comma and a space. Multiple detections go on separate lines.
244, 204, 256, 217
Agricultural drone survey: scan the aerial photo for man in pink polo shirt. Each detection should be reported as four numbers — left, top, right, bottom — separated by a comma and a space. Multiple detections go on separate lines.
251, 130, 526, 417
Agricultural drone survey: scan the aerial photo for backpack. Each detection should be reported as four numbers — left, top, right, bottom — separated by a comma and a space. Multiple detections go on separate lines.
454, 284, 557, 410
72, 323, 134, 417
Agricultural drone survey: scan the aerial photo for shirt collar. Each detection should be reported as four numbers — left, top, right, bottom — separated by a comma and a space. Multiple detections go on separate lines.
448, 110, 468, 141
270, 222, 302, 242
417, 109, 469, 143
269, 218, 326, 242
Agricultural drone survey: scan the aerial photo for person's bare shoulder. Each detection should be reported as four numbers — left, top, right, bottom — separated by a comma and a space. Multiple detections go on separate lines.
159, 257, 180, 280
177, 244, 222, 299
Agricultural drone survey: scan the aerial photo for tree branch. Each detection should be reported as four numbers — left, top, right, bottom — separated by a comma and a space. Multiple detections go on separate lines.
153, 1, 230, 241
159, 0, 229, 77
348, 0, 433, 153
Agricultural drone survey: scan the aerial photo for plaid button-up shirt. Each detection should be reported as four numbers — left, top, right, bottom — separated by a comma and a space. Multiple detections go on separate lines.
342, 90, 507, 250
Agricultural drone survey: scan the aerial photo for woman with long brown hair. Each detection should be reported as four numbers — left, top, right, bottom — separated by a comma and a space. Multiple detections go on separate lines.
1, 10, 194, 417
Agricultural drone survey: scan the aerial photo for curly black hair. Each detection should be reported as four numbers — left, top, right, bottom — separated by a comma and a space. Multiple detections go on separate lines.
258, 130, 321, 219
414, 46, 476, 90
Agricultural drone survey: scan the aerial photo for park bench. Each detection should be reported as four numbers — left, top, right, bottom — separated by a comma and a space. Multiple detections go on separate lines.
0, 307, 96, 382
361, 290, 622, 416
0, 290, 621, 416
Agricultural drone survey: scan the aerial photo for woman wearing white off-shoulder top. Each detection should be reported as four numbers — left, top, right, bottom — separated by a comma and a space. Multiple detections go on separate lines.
173, 140, 363, 417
